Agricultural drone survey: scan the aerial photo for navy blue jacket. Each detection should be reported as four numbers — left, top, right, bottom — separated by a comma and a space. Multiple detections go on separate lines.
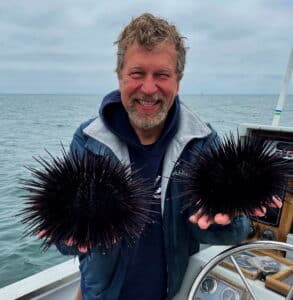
99, 91, 180, 300
57, 91, 251, 300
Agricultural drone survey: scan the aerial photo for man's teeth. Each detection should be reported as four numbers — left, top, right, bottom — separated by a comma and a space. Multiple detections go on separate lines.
137, 100, 158, 106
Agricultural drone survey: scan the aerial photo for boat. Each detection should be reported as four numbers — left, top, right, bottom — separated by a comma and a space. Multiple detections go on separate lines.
0, 49, 292, 300
0, 241, 292, 299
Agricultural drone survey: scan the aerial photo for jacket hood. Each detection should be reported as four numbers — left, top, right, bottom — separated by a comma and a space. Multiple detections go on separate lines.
99, 90, 121, 118
98, 90, 180, 148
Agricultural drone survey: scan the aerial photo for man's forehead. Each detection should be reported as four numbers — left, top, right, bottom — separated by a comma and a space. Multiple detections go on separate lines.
128, 40, 176, 51
128, 65, 174, 73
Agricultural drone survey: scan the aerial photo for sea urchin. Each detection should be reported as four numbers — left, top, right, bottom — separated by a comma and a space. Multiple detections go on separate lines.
180, 133, 293, 218
19, 148, 154, 251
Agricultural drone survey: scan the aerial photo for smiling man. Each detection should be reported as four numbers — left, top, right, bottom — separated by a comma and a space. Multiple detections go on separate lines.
56, 13, 277, 300
118, 41, 179, 145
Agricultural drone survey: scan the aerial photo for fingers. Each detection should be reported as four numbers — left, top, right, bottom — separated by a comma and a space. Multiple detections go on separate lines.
189, 211, 232, 229
37, 230, 89, 253
214, 213, 231, 225
77, 246, 88, 253
188, 195, 283, 230
65, 238, 74, 246
252, 195, 282, 217
188, 209, 202, 224
253, 206, 266, 217
271, 195, 282, 208
189, 209, 213, 229
197, 215, 213, 229
65, 238, 88, 253
37, 230, 47, 238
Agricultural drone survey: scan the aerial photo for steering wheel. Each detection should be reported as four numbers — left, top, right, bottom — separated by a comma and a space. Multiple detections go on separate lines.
187, 241, 293, 300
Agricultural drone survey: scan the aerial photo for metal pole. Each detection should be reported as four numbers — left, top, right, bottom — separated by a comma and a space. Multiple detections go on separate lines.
272, 48, 293, 127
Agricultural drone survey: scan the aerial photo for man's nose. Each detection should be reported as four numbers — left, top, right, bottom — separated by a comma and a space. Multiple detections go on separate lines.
141, 76, 158, 94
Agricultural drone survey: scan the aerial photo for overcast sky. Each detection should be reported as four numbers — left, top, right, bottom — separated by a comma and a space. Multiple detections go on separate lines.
0, 0, 292, 94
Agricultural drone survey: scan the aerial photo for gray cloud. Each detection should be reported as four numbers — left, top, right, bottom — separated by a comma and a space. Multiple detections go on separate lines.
0, 0, 292, 94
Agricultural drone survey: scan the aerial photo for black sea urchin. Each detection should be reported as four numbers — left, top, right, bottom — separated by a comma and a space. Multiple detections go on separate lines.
19, 148, 154, 251
180, 133, 293, 218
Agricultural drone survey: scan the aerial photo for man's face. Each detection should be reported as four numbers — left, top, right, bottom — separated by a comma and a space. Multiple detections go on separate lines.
118, 41, 179, 132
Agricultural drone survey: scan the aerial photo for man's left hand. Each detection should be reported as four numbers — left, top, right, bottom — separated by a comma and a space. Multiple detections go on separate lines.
188, 195, 282, 229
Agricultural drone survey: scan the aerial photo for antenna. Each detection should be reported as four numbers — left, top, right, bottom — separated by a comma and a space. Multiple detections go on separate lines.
272, 48, 293, 126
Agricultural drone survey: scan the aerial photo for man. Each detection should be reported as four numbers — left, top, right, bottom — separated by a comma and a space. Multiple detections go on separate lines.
57, 13, 280, 300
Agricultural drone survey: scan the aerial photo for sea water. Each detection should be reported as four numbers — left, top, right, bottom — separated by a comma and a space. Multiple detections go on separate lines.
0, 94, 292, 288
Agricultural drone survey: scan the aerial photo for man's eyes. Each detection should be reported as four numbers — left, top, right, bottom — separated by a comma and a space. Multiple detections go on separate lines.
129, 72, 170, 78
130, 71, 144, 78
157, 73, 170, 78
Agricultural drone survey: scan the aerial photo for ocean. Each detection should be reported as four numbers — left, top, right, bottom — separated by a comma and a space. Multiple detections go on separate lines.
0, 94, 292, 288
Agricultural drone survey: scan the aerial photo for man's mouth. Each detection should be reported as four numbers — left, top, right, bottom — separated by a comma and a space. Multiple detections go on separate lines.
136, 99, 160, 106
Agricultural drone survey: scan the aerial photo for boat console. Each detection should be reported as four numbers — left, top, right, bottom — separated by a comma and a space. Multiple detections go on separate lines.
174, 241, 293, 300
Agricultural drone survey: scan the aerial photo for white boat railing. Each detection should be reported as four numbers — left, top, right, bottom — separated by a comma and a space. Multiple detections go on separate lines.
0, 259, 80, 300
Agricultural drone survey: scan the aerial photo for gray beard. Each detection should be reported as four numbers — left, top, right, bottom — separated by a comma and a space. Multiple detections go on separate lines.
127, 108, 169, 129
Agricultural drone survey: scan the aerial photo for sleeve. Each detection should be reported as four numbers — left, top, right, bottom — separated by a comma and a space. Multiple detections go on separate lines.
55, 122, 89, 256
189, 215, 251, 245
69, 121, 91, 158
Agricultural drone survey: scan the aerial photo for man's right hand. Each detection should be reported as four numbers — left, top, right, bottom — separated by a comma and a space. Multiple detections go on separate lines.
37, 230, 89, 253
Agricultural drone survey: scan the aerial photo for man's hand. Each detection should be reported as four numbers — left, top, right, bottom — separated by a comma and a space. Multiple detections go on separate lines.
63, 238, 89, 253
37, 230, 89, 253
188, 195, 282, 229
37, 231, 118, 253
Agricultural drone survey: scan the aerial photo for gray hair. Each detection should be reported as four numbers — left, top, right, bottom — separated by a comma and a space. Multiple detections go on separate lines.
115, 13, 187, 81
